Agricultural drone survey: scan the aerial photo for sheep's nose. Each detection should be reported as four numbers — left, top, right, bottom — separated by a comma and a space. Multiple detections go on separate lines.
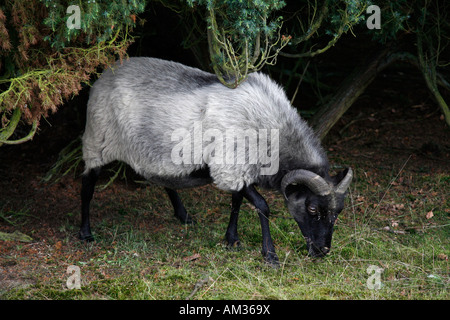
321, 247, 330, 255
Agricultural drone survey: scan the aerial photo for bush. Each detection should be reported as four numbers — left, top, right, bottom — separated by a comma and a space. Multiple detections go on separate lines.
0, 0, 145, 145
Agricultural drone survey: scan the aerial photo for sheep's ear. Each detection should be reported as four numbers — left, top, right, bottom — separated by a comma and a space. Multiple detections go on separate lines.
332, 168, 353, 195
330, 169, 347, 185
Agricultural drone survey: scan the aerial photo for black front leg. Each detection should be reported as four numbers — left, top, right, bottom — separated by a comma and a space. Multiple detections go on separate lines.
225, 191, 243, 247
241, 184, 279, 266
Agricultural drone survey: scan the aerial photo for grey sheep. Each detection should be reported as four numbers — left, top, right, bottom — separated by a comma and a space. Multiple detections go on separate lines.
80, 57, 353, 266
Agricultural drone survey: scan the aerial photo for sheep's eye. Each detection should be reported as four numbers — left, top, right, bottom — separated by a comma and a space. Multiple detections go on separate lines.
307, 205, 317, 215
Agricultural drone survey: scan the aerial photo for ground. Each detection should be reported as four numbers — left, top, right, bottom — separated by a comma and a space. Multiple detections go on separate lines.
0, 62, 448, 300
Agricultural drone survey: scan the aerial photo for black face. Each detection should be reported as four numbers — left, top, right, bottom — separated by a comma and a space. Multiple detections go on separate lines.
286, 187, 345, 257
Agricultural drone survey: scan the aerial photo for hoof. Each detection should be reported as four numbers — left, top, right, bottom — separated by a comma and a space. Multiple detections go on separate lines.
263, 252, 280, 268
179, 215, 196, 225
78, 230, 94, 242
175, 210, 195, 225
225, 239, 241, 249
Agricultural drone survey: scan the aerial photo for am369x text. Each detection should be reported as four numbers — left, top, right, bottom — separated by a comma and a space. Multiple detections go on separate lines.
179, 304, 270, 317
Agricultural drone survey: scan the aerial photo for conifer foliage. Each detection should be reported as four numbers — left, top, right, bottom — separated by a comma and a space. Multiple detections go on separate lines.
0, 0, 145, 145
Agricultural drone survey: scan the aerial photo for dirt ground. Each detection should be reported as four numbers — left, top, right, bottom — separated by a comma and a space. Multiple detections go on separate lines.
0, 62, 449, 297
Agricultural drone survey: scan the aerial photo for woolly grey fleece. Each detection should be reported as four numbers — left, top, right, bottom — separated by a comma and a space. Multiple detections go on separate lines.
82, 57, 328, 192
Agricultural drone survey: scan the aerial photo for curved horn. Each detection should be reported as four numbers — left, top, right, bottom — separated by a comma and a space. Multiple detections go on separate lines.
281, 169, 332, 200
335, 167, 353, 195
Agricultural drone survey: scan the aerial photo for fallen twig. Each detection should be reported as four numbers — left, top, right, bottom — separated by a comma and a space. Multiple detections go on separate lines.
186, 275, 213, 300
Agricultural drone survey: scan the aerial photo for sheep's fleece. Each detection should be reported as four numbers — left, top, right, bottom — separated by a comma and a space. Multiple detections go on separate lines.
82, 57, 327, 191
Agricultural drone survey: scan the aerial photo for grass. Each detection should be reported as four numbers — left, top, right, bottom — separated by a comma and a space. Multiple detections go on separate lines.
1, 165, 449, 300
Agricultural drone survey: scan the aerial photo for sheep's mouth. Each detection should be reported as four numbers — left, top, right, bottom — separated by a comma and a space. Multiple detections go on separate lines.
305, 238, 330, 257
307, 246, 330, 258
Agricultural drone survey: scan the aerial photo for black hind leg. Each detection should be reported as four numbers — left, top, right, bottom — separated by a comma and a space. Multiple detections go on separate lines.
79, 167, 101, 241
165, 187, 194, 224
225, 191, 243, 247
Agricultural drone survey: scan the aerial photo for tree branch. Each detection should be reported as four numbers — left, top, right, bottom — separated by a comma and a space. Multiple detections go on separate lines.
310, 48, 401, 139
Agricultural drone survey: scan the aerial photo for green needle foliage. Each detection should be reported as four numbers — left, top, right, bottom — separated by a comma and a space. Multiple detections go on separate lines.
0, 0, 146, 146
1, 0, 448, 146
189, 0, 290, 87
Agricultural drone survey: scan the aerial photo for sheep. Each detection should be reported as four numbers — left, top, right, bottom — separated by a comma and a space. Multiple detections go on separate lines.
80, 57, 353, 266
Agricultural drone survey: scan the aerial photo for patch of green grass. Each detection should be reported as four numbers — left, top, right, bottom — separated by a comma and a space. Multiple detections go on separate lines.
2, 168, 449, 300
